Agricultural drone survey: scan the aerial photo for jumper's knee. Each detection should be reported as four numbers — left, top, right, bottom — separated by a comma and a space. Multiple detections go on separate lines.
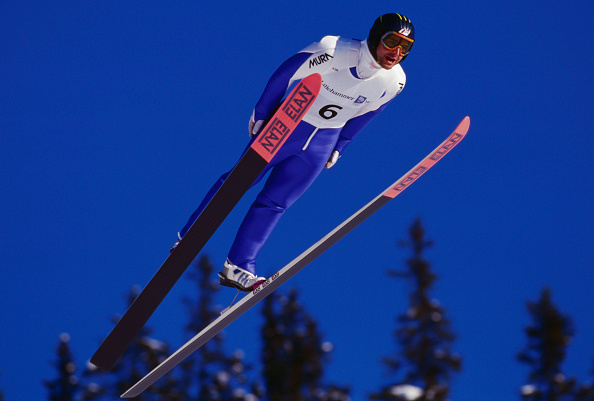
254, 193, 289, 214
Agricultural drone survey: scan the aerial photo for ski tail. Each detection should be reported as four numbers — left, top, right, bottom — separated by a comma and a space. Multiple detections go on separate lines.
120, 117, 470, 398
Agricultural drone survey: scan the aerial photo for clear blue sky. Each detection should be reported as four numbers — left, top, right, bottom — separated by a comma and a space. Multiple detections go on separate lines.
1, 1, 593, 400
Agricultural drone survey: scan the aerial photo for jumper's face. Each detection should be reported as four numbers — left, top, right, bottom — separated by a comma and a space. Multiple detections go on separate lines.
375, 45, 404, 69
375, 31, 414, 69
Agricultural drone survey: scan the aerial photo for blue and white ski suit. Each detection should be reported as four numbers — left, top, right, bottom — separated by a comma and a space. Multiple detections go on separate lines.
180, 35, 407, 275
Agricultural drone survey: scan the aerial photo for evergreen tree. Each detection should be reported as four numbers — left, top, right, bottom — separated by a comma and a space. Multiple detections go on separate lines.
371, 218, 461, 401
261, 288, 350, 401
517, 287, 579, 400
179, 255, 260, 400
82, 286, 176, 401
44, 333, 80, 401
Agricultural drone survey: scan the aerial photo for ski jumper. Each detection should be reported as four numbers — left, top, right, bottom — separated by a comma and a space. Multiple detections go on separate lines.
180, 36, 407, 275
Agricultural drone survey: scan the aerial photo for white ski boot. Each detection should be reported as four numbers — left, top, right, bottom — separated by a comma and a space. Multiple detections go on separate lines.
218, 259, 266, 292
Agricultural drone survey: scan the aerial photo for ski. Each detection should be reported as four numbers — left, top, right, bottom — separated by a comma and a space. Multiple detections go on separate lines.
90, 73, 322, 372
120, 116, 470, 398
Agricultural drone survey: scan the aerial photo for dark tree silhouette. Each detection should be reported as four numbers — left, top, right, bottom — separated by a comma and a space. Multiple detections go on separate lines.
44, 333, 79, 401
261, 288, 350, 401
371, 218, 461, 401
517, 287, 581, 400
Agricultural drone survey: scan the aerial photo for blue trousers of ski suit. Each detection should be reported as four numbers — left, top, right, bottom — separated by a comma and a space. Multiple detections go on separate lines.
180, 121, 341, 275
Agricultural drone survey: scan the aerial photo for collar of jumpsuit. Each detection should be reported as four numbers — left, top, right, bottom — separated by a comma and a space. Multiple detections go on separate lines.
356, 38, 403, 79
356, 39, 384, 79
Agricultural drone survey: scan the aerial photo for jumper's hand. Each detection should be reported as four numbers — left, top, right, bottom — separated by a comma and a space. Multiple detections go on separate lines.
248, 111, 265, 138
325, 150, 340, 169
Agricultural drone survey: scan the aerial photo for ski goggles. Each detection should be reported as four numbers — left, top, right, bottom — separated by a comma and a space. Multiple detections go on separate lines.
380, 31, 414, 55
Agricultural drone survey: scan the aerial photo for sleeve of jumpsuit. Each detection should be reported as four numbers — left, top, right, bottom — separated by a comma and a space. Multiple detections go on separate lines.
333, 98, 393, 154
252, 52, 313, 122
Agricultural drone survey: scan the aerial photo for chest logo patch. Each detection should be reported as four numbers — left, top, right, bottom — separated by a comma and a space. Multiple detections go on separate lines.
309, 53, 334, 68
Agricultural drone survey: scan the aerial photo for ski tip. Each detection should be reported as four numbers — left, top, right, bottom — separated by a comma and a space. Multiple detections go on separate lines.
300, 73, 322, 95
453, 116, 470, 139
307, 72, 322, 86
460, 116, 470, 131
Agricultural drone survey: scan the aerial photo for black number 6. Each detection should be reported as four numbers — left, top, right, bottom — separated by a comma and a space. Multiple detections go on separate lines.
319, 104, 343, 120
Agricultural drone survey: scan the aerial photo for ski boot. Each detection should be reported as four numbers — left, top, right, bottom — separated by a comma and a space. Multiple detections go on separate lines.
170, 232, 182, 253
218, 259, 266, 292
